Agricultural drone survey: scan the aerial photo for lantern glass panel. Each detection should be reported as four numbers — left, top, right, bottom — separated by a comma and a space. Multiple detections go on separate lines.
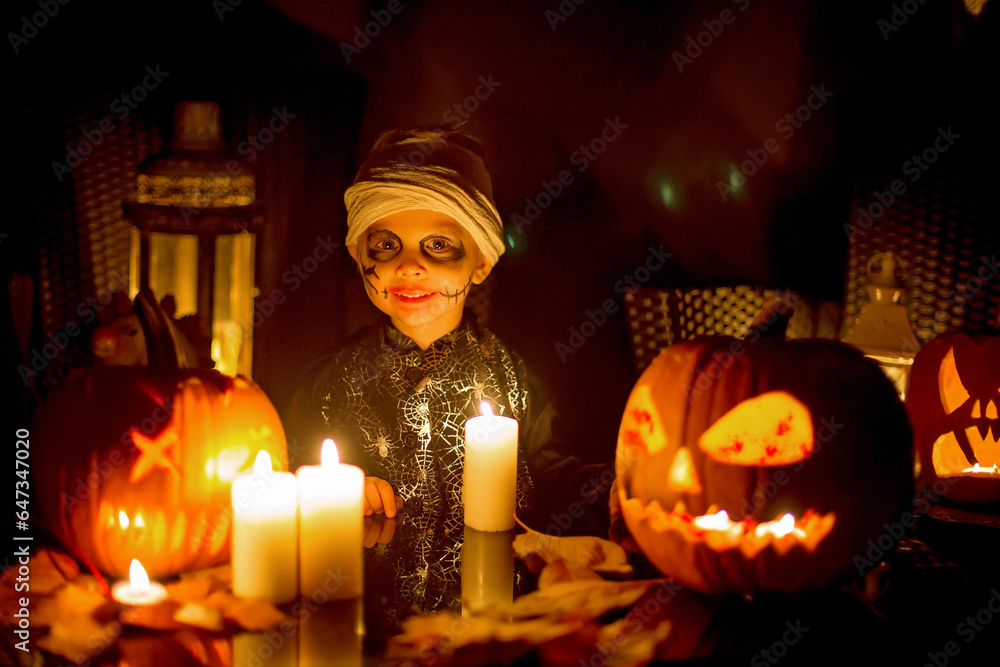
149, 232, 199, 318
213, 231, 255, 377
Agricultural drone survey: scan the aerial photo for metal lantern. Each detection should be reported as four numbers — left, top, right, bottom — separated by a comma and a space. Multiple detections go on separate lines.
841, 251, 921, 401
125, 101, 261, 377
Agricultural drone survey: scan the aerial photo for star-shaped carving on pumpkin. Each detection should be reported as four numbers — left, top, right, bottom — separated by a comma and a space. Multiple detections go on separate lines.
129, 425, 182, 482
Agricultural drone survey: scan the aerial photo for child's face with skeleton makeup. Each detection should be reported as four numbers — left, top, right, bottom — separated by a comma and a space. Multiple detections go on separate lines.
348, 209, 492, 348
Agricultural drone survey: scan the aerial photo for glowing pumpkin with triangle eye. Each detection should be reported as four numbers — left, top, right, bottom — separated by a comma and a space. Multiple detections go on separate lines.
615, 334, 913, 593
33, 290, 288, 580
907, 327, 1000, 505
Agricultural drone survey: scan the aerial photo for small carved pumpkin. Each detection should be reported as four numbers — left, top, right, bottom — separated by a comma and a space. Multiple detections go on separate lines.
616, 328, 912, 593
907, 325, 1000, 505
33, 290, 288, 579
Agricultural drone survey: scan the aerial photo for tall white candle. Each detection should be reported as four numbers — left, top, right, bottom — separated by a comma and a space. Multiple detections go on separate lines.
297, 439, 365, 600
231, 451, 299, 603
463, 402, 519, 532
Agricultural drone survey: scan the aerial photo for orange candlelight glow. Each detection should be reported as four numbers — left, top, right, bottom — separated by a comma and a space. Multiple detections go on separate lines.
111, 558, 167, 606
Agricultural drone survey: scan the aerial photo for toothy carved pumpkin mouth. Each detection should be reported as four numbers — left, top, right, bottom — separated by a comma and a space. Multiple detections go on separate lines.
615, 335, 912, 594
908, 329, 1000, 505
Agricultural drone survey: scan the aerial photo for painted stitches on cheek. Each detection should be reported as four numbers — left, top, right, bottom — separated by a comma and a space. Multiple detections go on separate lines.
364, 229, 402, 300
361, 262, 383, 298
440, 277, 473, 303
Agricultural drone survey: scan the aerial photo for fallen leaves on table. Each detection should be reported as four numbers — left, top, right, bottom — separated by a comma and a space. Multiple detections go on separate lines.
537, 558, 604, 588
32, 578, 118, 663
382, 609, 592, 667
512, 519, 633, 574
205, 590, 293, 632
0, 549, 292, 665
509, 578, 664, 620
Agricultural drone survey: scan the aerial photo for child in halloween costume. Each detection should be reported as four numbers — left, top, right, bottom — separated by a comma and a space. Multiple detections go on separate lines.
287, 128, 610, 552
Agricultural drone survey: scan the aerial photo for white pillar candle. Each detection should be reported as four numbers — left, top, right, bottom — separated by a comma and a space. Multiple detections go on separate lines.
461, 526, 514, 617
463, 402, 519, 532
231, 450, 299, 604
297, 439, 365, 600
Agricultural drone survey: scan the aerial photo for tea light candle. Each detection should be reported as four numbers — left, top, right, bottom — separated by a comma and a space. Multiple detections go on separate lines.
463, 402, 519, 532
111, 559, 167, 606
231, 450, 299, 603
297, 439, 365, 600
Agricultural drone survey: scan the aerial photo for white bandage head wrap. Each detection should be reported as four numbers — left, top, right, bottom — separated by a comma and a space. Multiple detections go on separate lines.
344, 129, 505, 268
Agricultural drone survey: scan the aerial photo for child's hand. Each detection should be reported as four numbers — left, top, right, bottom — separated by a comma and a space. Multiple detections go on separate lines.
364, 476, 404, 518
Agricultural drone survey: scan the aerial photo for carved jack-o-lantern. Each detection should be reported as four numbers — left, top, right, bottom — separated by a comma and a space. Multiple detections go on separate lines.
33, 290, 288, 579
907, 328, 1000, 505
616, 334, 913, 593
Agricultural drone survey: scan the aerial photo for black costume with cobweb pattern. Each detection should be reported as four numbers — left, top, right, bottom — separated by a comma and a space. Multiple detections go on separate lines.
320, 317, 534, 614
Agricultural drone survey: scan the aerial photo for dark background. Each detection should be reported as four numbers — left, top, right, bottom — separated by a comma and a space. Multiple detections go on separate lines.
3, 0, 997, 465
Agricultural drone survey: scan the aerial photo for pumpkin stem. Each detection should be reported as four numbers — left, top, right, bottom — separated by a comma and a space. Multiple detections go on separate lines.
133, 288, 199, 372
746, 296, 794, 341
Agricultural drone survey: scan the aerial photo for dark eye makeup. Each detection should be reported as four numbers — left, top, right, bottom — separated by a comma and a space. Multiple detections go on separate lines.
364, 229, 466, 264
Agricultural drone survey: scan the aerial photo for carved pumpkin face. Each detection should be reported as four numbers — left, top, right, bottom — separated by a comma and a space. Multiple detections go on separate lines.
907, 330, 1000, 505
616, 336, 912, 593
33, 291, 288, 579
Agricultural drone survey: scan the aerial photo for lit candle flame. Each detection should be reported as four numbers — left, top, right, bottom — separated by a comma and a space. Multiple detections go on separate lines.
321, 438, 339, 467
134, 513, 145, 528
753, 513, 807, 539
692, 510, 736, 531
962, 462, 999, 474
129, 558, 151, 591
118, 510, 129, 529
253, 450, 273, 477
480, 401, 494, 417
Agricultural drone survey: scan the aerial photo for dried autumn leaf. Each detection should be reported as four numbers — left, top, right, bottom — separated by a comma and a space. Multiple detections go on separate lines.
513, 520, 632, 574
596, 618, 673, 667
383, 610, 589, 667
1, 549, 80, 595
36, 614, 119, 664
508, 579, 663, 620
164, 575, 217, 603
537, 559, 604, 589
33, 578, 114, 628
204, 590, 293, 632
174, 603, 224, 632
